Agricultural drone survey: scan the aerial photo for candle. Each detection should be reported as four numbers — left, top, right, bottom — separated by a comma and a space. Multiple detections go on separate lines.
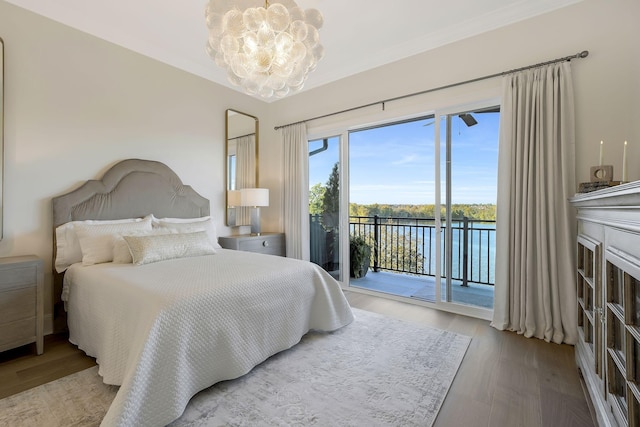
599, 140, 604, 166
622, 141, 628, 182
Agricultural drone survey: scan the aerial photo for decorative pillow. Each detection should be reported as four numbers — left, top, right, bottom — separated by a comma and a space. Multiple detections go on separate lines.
123, 231, 217, 265
112, 228, 178, 264
75, 217, 153, 266
54, 216, 151, 272
153, 216, 222, 249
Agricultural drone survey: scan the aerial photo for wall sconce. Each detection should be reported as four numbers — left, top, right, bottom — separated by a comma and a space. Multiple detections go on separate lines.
240, 188, 269, 235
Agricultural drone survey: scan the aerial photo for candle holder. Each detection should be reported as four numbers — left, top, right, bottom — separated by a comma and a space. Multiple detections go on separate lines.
590, 165, 614, 182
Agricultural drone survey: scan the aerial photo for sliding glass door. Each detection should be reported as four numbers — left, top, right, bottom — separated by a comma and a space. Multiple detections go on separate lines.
304, 102, 499, 318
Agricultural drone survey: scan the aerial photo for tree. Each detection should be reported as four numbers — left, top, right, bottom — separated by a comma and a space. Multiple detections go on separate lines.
322, 162, 340, 228
321, 162, 340, 271
309, 183, 325, 215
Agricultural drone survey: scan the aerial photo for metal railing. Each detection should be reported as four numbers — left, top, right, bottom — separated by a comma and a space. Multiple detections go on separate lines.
349, 215, 496, 286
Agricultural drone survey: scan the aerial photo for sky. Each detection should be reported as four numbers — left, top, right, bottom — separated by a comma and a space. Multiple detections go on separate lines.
309, 112, 500, 205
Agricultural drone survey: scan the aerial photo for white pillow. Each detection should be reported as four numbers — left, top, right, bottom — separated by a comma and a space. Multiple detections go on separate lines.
153, 216, 222, 249
113, 228, 177, 264
123, 231, 217, 265
76, 217, 153, 266
54, 216, 151, 273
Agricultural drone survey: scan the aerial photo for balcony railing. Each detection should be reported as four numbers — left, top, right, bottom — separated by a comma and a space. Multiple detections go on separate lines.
347, 215, 496, 286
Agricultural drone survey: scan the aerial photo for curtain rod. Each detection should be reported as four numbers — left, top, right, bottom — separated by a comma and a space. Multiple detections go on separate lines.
274, 50, 589, 131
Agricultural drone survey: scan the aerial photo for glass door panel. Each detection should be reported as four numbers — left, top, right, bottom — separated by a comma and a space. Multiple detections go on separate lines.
439, 107, 499, 309
347, 117, 436, 299
309, 136, 342, 281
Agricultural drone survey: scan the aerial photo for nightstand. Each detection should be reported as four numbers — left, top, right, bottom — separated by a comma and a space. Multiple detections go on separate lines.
0, 255, 44, 355
219, 233, 285, 257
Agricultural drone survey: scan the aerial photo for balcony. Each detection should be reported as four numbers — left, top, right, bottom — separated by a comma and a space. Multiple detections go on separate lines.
310, 214, 495, 309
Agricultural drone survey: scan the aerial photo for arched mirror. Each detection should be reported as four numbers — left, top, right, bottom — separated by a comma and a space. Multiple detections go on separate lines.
226, 109, 258, 226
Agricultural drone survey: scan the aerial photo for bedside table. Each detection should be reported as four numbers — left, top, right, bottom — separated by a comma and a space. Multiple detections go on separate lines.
219, 233, 285, 257
0, 255, 44, 355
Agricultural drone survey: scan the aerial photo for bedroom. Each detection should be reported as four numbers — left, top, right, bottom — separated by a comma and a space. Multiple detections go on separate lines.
0, 0, 638, 425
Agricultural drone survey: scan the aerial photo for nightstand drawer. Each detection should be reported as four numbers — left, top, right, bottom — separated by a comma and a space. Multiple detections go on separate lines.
238, 238, 283, 255
0, 265, 37, 290
0, 287, 36, 323
0, 317, 37, 351
219, 233, 285, 257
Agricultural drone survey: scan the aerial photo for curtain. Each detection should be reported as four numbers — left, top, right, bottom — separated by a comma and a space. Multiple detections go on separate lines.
236, 135, 256, 225
491, 62, 577, 345
280, 123, 310, 260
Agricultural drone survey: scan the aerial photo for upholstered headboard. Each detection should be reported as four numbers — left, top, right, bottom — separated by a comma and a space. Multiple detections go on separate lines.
52, 158, 210, 228
51, 158, 210, 332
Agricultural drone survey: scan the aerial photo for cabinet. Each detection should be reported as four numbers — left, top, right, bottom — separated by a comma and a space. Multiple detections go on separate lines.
0, 255, 44, 355
570, 181, 640, 426
218, 233, 285, 257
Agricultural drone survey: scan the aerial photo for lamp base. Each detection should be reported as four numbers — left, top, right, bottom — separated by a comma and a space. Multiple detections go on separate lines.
250, 207, 261, 236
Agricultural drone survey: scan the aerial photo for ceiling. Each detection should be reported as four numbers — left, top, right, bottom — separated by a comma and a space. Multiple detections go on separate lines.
5, 0, 582, 101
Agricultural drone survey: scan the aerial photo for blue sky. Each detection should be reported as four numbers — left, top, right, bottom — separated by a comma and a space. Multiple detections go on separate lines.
309, 112, 500, 205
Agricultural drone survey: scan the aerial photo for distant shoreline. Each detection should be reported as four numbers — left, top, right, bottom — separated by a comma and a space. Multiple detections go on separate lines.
349, 203, 497, 221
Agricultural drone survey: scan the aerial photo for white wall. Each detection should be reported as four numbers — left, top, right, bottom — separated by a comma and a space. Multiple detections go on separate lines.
0, 1, 268, 332
259, 0, 640, 231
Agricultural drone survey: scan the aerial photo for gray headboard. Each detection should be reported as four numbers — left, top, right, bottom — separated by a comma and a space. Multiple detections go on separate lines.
52, 158, 210, 228
51, 158, 210, 332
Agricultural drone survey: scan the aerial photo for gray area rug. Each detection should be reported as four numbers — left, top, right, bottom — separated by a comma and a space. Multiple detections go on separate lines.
0, 308, 470, 427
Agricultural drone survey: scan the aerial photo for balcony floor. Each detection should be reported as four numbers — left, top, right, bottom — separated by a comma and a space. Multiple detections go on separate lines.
349, 270, 494, 309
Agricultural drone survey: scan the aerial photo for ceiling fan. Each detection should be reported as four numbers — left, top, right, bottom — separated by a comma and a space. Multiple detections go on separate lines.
423, 106, 499, 127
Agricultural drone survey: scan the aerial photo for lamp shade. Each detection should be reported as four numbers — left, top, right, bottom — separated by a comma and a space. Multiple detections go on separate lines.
240, 188, 269, 207
227, 190, 242, 207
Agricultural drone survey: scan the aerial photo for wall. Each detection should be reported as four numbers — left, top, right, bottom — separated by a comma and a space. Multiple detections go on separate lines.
0, 1, 268, 333
259, 0, 640, 232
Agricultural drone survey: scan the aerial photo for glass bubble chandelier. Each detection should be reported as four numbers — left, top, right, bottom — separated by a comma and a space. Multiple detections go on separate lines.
205, 0, 324, 99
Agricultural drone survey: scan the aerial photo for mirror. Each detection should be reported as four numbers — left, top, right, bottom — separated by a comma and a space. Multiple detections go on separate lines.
0, 37, 3, 240
226, 109, 258, 226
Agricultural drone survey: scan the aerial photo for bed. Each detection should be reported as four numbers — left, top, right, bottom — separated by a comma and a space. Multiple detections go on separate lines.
52, 159, 354, 427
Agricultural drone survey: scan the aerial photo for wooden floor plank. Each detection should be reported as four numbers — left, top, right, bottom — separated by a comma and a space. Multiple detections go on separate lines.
0, 333, 96, 399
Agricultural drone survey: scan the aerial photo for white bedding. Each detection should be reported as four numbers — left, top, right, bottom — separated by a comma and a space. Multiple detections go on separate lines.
62, 249, 354, 427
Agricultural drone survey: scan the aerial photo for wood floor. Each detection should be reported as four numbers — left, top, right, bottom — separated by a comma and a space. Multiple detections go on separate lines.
0, 291, 595, 427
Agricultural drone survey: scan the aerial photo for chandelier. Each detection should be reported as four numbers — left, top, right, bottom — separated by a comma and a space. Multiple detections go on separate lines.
205, 0, 324, 99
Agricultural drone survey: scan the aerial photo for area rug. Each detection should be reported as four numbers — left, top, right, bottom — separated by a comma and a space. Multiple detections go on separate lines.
0, 308, 471, 427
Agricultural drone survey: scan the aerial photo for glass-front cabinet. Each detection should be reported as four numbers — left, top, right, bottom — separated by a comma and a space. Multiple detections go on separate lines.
570, 181, 640, 427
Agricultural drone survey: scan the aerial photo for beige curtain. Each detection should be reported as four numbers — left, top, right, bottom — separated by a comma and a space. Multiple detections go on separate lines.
491, 62, 577, 345
236, 135, 256, 225
280, 123, 310, 260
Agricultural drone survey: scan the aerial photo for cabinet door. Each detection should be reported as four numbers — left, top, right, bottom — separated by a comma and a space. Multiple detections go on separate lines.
605, 247, 640, 426
577, 235, 603, 383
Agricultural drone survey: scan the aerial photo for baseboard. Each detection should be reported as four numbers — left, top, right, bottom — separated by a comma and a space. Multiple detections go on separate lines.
577, 366, 598, 427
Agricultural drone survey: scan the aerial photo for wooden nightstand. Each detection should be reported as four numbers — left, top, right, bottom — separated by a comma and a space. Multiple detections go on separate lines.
219, 233, 285, 257
0, 255, 44, 355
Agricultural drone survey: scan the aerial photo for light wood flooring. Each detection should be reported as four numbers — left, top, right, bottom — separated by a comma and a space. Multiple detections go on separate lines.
0, 291, 595, 427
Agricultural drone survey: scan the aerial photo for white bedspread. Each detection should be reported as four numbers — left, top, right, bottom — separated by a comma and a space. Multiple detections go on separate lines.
62, 249, 354, 427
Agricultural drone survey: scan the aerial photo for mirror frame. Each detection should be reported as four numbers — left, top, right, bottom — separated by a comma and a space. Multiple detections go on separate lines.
225, 109, 259, 226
